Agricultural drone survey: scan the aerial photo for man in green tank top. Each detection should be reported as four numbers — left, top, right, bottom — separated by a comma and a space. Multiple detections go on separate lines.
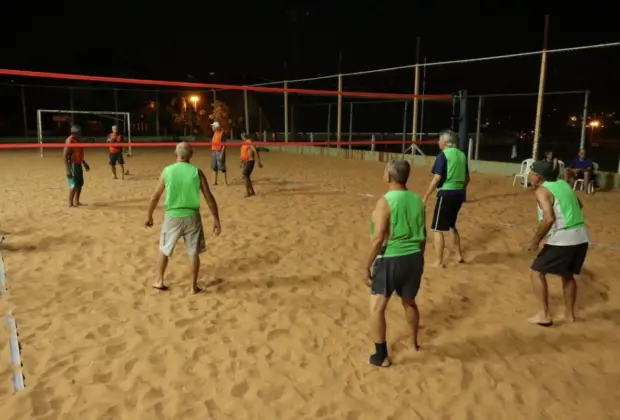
527, 160, 589, 326
365, 158, 426, 367
145, 142, 222, 294
422, 129, 469, 268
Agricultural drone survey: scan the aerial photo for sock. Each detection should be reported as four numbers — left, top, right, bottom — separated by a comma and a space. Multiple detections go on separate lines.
369, 342, 388, 366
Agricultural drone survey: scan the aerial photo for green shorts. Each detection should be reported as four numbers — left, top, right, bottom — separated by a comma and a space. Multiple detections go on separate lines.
68, 163, 84, 189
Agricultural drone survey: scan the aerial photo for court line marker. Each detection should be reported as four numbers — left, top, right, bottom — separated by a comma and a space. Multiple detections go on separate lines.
0, 251, 5, 299
5, 312, 25, 391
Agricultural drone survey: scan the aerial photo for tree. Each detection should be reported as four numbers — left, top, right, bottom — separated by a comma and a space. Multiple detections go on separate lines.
208, 99, 243, 135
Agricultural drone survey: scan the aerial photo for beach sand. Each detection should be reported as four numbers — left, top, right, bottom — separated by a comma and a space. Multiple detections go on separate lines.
0, 147, 619, 420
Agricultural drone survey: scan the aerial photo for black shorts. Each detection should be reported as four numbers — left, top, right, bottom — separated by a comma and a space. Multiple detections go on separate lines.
242, 160, 255, 177
109, 152, 124, 165
431, 192, 465, 232
531, 243, 588, 276
371, 252, 424, 300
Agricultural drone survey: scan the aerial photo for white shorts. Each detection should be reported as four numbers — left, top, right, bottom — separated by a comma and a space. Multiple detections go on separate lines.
159, 214, 206, 257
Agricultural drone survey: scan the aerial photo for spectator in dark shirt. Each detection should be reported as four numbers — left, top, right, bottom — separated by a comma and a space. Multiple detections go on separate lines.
544, 150, 560, 179
564, 149, 593, 192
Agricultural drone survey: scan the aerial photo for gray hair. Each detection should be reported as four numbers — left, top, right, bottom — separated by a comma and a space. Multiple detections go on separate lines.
175, 142, 193, 160
439, 129, 458, 147
387, 159, 410, 185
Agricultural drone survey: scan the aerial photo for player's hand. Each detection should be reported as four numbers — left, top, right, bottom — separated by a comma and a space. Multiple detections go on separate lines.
145, 216, 154, 228
66, 170, 72, 178
83, 163, 90, 172
212, 219, 221, 236
363, 267, 372, 287
258, 162, 263, 168
527, 240, 539, 252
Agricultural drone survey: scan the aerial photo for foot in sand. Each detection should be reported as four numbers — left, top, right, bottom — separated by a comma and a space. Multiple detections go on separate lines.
190, 285, 202, 294
528, 312, 553, 327
152, 281, 169, 291
369, 354, 391, 367
555, 313, 577, 323
430, 261, 444, 268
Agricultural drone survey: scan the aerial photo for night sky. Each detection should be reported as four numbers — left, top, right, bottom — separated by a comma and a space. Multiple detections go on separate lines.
4, 13, 619, 98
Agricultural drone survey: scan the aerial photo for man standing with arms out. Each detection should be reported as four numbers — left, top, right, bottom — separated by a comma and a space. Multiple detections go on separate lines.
423, 129, 469, 268
240, 133, 263, 197
210, 121, 228, 186
63, 125, 90, 207
564, 149, 593, 193
145, 142, 222, 294
107, 125, 127, 180
527, 160, 588, 326
365, 159, 426, 367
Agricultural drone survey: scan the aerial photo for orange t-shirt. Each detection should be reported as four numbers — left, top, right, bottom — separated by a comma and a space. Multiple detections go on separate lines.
108, 133, 122, 153
240, 139, 252, 162
212, 131, 223, 151
67, 135, 84, 164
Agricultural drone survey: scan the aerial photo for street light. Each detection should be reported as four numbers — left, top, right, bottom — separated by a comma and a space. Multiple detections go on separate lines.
590, 120, 600, 142
190, 95, 199, 110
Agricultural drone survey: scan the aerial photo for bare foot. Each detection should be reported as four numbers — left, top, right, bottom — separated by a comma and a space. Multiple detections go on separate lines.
152, 281, 168, 291
190, 285, 202, 294
413, 343, 420, 352
457, 257, 465, 263
527, 312, 553, 327
68, 204, 76, 208
555, 313, 576, 323
430, 261, 444, 268
76, 202, 87, 207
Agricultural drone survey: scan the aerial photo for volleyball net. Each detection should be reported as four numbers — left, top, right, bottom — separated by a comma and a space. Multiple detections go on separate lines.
1, 39, 620, 171
0, 68, 453, 155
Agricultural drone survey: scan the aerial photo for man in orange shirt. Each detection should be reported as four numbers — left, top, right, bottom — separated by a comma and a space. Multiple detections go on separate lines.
240, 133, 262, 197
210, 121, 228, 186
107, 125, 126, 180
63, 125, 90, 207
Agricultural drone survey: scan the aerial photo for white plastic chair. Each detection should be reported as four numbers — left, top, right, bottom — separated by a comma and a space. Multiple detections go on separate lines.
573, 162, 598, 194
513, 158, 534, 187
556, 159, 565, 177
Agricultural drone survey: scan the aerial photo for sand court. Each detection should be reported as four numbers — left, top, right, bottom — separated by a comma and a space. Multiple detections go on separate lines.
0, 147, 620, 419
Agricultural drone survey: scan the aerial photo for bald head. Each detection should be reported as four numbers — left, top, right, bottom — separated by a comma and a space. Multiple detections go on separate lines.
175, 142, 193, 161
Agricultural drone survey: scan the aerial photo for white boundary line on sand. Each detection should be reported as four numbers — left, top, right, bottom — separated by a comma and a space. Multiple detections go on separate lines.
5, 312, 25, 391
281, 178, 620, 252
0, 248, 26, 392
0, 250, 5, 299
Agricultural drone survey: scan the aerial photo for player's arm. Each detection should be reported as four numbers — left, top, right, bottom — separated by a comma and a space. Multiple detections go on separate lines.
465, 163, 471, 188
365, 198, 390, 274
251, 145, 262, 166
529, 187, 555, 249
423, 154, 444, 203
198, 169, 220, 221
146, 172, 166, 220
63, 140, 73, 175
220, 134, 227, 156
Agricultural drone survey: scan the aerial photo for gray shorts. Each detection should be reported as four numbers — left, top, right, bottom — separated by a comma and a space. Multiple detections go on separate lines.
211, 151, 226, 172
159, 214, 206, 257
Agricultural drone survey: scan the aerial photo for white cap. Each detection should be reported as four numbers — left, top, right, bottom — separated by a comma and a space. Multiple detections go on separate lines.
211, 121, 220, 129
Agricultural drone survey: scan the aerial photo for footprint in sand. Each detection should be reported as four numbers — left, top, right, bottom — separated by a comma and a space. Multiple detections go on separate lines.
266, 329, 288, 340
230, 381, 249, 398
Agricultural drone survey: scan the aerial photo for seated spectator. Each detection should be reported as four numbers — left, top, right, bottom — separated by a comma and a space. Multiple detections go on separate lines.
564, 149, 593, 193
544, 150, 561, 179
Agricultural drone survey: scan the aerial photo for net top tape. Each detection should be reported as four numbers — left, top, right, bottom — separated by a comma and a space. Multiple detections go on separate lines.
0, 69, 452, 101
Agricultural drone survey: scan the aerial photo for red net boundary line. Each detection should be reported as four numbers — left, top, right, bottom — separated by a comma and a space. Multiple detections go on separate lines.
0, 140, 438, 150
0, 69, 452, 101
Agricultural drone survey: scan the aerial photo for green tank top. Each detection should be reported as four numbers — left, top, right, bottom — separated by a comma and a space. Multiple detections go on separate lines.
439, 147, 467, 191
163, 162, 201, 218
537, 179, 585, 230
370, 190, 426, 257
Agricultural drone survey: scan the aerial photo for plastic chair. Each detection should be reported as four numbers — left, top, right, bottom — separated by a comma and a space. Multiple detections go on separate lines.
573, 162, 598, 194
556, 159, 565, 177
513, 158, 534, 187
